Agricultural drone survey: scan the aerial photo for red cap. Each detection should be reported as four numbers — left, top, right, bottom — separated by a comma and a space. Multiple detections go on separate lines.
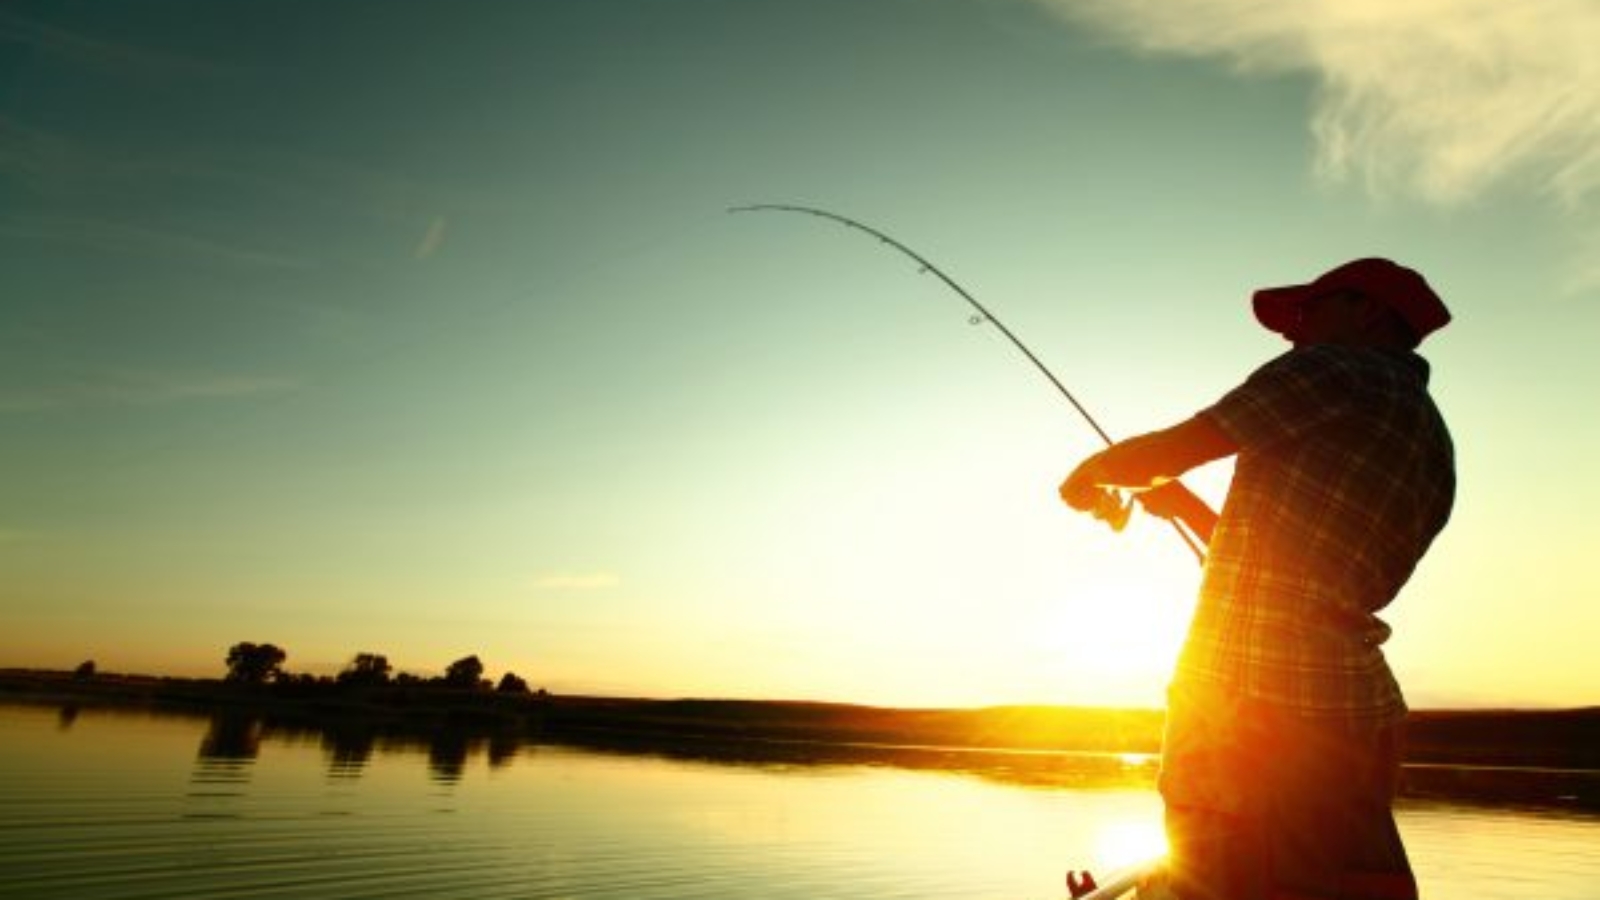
1253, 258, 1451, 342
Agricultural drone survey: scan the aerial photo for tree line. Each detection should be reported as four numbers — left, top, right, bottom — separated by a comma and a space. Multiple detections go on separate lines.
224, 642, 535, 694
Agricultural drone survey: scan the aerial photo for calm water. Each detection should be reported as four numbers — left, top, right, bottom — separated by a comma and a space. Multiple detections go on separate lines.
3, 704, 1598, 900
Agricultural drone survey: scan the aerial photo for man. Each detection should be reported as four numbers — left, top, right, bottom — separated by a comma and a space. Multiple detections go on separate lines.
1059, 258, 1456, 900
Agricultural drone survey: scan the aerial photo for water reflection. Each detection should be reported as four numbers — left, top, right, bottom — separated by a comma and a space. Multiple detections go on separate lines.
427, 730, 475, 783
1401, 763, 1600, 811
17, 701, 1600, 811
160, 706, 1600, 809
321, 725, 376, 779
187, 713, 260, 818
4, 701, 1598, 900
197, 712, 263, 761
488, 732, 520, 769
554, 731, 1164, 792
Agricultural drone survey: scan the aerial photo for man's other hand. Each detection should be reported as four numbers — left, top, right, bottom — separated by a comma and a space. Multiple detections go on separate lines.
1136, 481, 1202, 520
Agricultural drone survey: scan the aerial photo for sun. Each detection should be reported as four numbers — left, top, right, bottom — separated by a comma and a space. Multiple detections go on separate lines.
1029, 563, 1196, 706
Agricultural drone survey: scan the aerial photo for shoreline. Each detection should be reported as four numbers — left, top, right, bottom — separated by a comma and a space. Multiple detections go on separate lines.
5, 667, 1597, 809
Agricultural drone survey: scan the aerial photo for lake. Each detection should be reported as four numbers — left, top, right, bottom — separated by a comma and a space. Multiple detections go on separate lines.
2, 703, 1597, 899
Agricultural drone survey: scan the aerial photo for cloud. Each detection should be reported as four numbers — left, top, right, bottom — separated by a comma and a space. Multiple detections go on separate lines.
2, 115, 502, 219
0, 8, 233, 77
0, 214, 315, 271
0, 370, 298, 413
1, 116, 497, 269
0, 115, 97, 189
532, 572, 622, 591
414, 217, 448, 260
1036, 0, 1600, 281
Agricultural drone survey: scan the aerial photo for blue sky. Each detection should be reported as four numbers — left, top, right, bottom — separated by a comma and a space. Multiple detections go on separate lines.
3, 0, 1598, 708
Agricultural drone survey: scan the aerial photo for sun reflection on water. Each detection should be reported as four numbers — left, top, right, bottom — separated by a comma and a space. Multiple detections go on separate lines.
1093, 817, 1169, 871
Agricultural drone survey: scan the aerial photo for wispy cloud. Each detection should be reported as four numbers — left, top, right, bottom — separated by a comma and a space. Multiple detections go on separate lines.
0, 214, 315, 271
1, 116, 498, 262
532, 572, 622, 591
0, 115, 100, 189
1036, 0, 1600, 286
414, 217, 448, 260
0, 8, 234, 77
0, 13, 499, 219
0, 370, 298, 414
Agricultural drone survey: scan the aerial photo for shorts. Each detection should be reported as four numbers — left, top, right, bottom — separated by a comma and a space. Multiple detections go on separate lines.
1157, 682, 1417, 900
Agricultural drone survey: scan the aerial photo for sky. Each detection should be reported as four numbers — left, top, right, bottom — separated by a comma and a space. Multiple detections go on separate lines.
3, 0, 1598, 710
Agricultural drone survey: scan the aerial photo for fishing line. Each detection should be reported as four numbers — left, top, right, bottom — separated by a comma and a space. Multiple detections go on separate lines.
729, 202, 1204, 564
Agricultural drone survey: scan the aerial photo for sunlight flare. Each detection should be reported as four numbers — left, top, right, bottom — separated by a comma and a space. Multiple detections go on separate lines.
1094, 818, 1169, 871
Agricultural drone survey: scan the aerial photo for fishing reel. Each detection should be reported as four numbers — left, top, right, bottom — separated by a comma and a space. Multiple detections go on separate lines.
1088, 489, 1134, 532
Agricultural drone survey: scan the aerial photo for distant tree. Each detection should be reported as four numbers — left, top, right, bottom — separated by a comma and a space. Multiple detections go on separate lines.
337, 652, 392, 687
496, 672, 529, 694
225, 642, 287, 684
73, 660, 96, 680
394, 672, 424, 687
443, 655, 485, 689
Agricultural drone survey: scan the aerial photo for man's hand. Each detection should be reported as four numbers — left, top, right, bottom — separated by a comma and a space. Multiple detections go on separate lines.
1059, 417, 1236, 543
1059, 452, 1111, 513
1060, 453, 1131, 530
1135, 481, 1201, 520
1135, 481, 1218, 544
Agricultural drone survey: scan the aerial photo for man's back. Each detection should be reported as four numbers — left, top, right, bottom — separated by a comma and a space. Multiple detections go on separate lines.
1178, 343, 1456, 719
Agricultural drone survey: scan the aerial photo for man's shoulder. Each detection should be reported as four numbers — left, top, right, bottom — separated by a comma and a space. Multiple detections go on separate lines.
1251, 344, 1428, 386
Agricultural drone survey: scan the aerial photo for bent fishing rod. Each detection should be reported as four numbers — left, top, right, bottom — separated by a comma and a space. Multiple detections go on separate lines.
728, 202, 1205, 564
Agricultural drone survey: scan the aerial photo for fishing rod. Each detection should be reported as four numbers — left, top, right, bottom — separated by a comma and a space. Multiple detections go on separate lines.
728, 202, 1205, 564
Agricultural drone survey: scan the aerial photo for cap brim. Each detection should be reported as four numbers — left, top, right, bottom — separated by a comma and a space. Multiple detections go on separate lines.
1252, 285, 1310, 335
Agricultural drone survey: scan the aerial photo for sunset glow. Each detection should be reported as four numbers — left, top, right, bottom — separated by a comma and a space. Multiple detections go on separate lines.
3, 1, 1598, 712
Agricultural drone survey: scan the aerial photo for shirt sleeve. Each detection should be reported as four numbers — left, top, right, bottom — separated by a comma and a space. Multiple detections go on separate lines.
1198, 346, 1358, 451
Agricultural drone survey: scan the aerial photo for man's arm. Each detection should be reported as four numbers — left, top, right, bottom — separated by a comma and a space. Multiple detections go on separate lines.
1059, 414, 1236, 543
1136, 481, 1220, 544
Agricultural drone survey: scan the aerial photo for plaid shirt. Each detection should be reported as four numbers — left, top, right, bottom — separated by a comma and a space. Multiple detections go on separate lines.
1175, 345, 1455, 720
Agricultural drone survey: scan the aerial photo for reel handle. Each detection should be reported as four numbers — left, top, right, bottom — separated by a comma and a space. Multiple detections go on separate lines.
1090, 490, 1133, 532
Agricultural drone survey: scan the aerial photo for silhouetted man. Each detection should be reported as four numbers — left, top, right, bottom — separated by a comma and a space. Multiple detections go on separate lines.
1060, 258, 1455, 900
